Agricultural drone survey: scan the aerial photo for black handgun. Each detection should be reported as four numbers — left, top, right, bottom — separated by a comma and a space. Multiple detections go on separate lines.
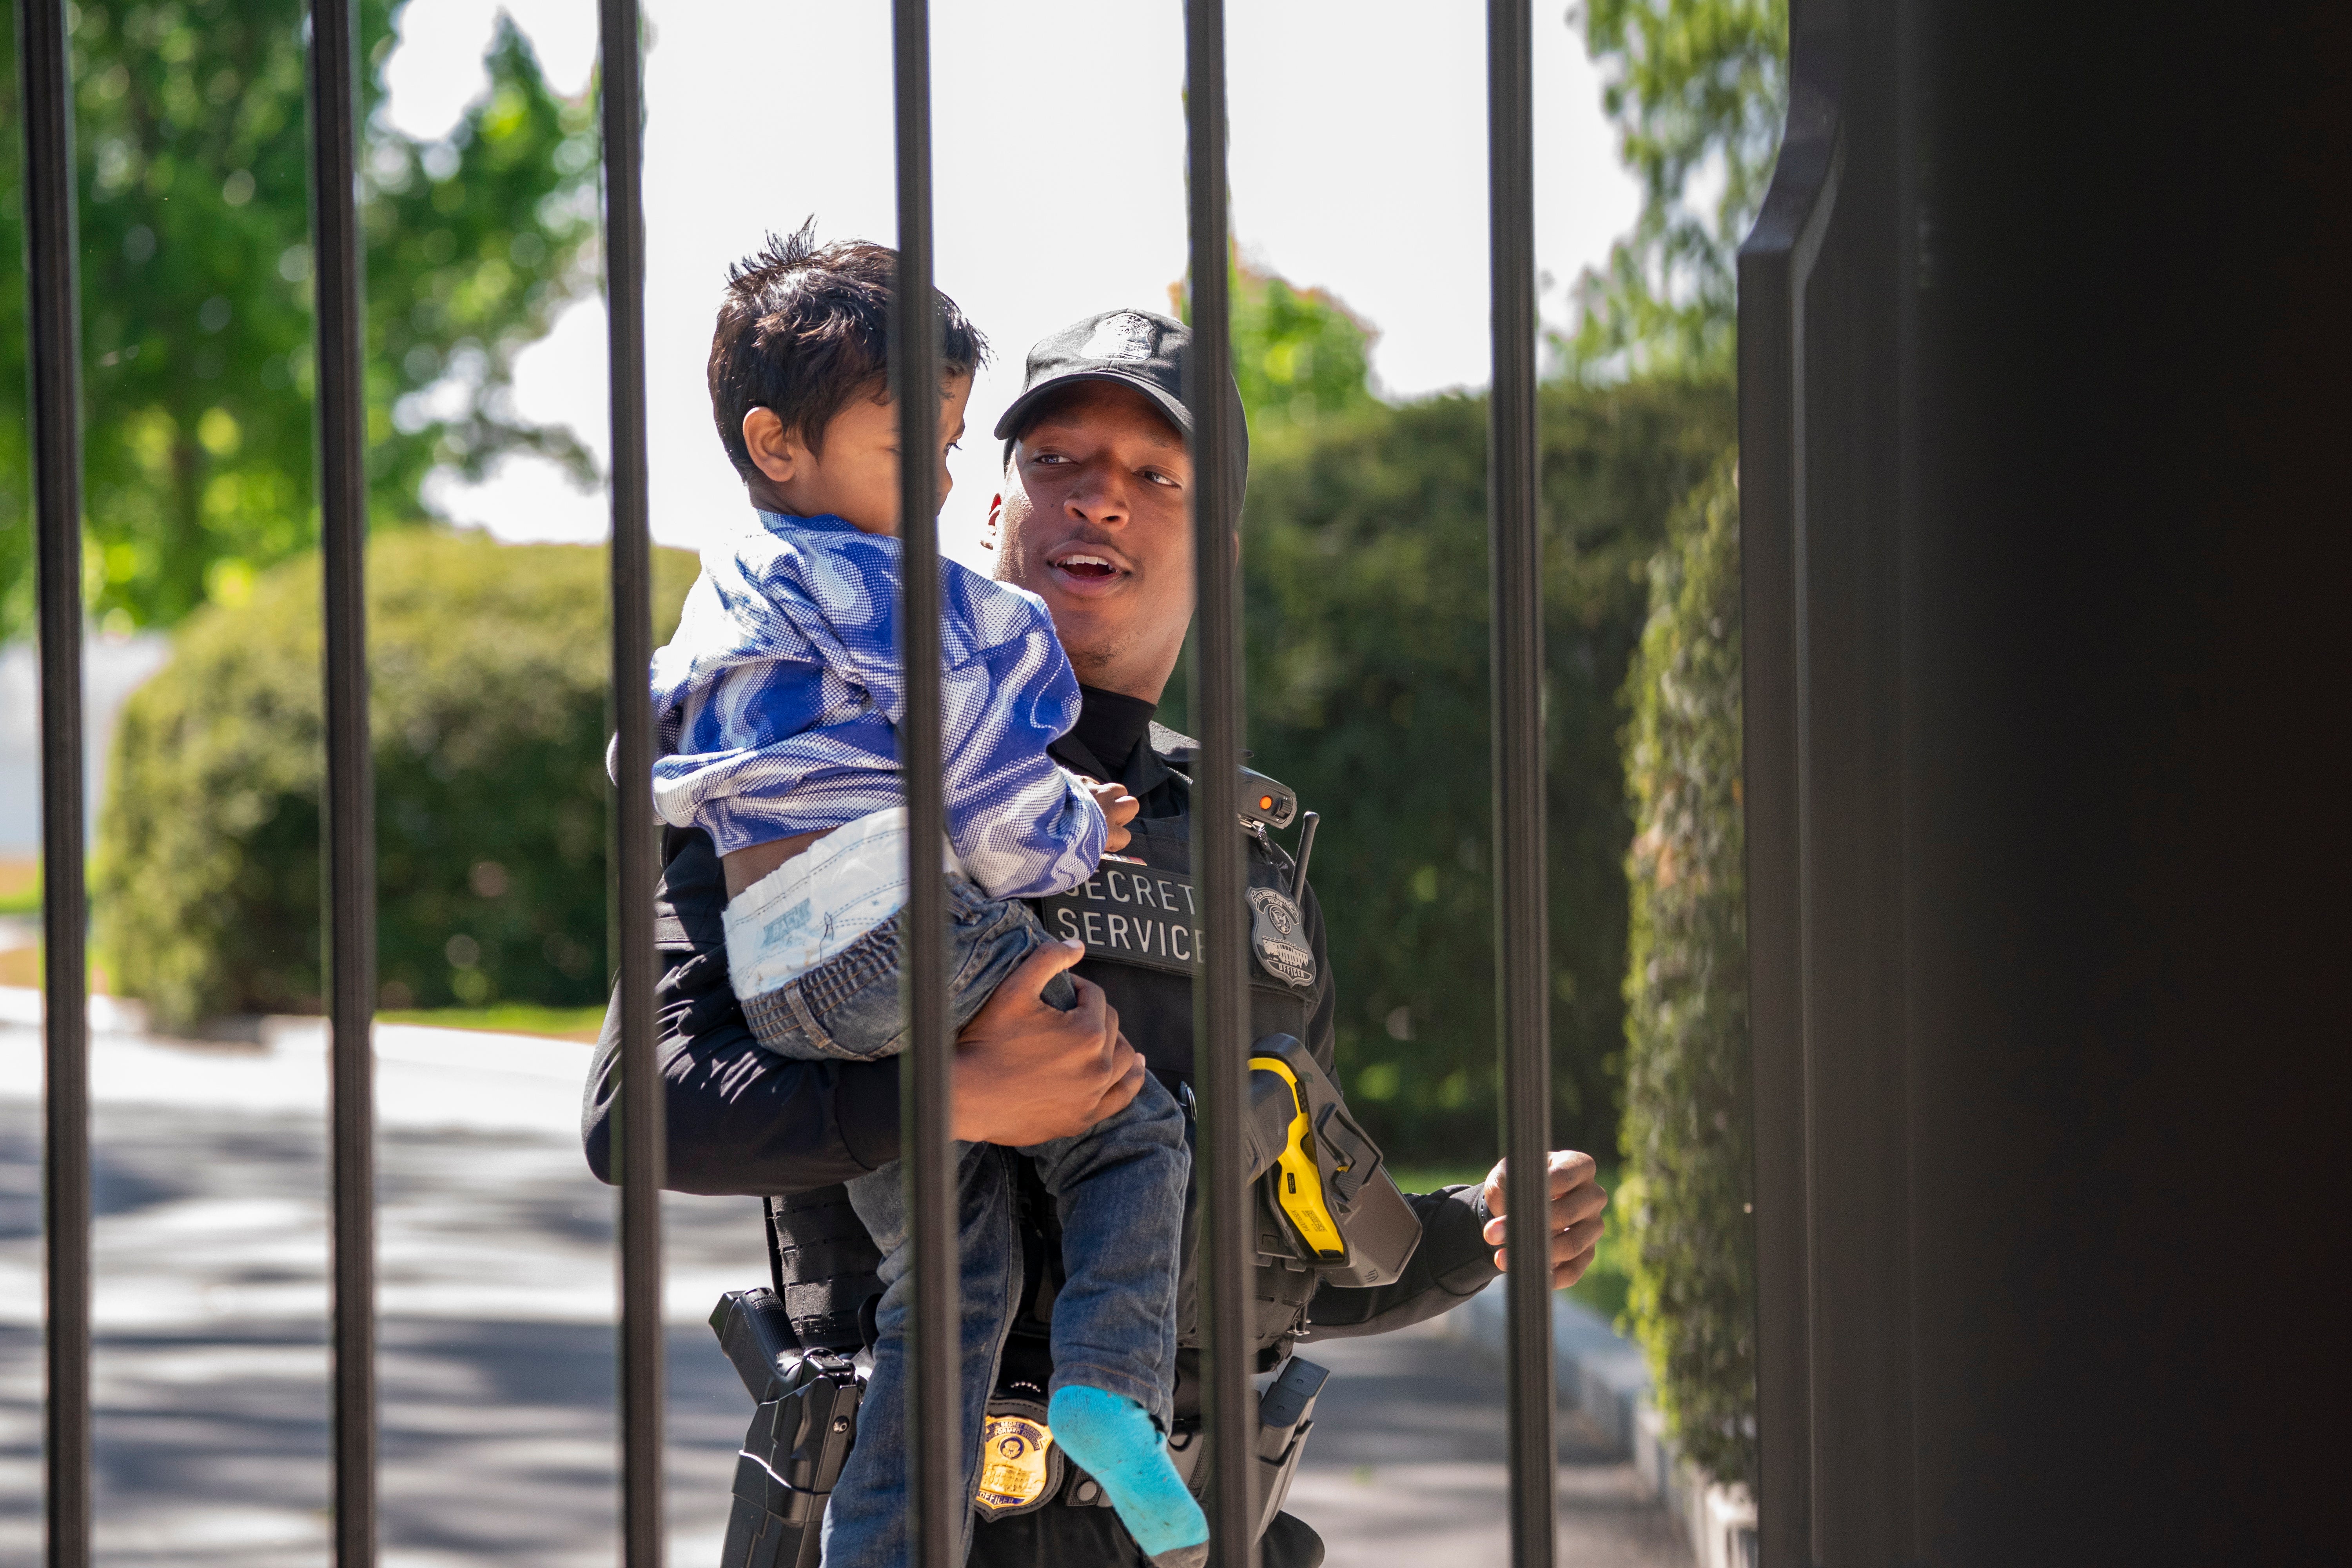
711, 1288, 865, 1568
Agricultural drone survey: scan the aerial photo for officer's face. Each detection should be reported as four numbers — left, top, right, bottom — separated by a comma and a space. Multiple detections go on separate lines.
986, 382, 1196, 701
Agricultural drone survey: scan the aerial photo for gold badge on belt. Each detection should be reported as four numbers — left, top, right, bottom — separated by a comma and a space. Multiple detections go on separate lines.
974, 1408, 1059, 1517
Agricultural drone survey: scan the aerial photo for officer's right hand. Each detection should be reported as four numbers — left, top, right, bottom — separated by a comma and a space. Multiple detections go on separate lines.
951, 938, 1143, 1145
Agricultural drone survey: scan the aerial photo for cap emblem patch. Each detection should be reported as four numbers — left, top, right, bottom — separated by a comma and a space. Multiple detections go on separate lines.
1081, 311, 1158, 363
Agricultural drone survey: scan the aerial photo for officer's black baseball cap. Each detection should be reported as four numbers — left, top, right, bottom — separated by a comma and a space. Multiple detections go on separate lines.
993, 309, 1249, 497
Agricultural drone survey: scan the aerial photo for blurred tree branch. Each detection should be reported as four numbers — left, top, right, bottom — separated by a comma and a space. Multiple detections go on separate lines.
1566, 0, 1788, 378
0, 0, 598, 640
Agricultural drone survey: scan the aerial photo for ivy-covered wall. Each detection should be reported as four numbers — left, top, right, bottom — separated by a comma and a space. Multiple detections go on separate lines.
1619, 452, 1755, 1485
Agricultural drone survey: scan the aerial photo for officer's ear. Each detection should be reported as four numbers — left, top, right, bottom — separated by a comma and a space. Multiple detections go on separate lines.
983, 492, 1003, 552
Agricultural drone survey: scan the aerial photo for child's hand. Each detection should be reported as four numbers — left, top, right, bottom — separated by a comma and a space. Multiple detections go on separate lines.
1080, 776, 1139, 853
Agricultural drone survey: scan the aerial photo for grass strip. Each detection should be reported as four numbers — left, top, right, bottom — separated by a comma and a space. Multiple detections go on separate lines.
377, 1003, 605, 1042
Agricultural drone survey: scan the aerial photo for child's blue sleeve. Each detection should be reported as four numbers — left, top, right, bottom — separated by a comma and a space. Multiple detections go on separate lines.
648, 529, 912, 853
936, 568, 1108, 898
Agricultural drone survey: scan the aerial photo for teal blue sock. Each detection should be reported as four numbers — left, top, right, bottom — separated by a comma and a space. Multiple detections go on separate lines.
1047, 1385, 1209, 1565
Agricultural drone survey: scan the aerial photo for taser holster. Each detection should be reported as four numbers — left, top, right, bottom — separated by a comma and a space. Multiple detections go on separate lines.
1241, 1034, 1423, 1288
712, 1287, 865, 1568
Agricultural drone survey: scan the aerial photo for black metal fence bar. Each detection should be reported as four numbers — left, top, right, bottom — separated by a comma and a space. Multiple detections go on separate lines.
19, 0, 89, 1559
9, 9, 1571, 1564
596, 0, 665, 1561
1486, 1, 1559, 1564
1181, 4, 1255, 1565
306, 1, 380, 1561
888, 5, 959, 1566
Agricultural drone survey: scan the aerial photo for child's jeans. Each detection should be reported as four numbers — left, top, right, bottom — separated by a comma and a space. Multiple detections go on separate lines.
732, 862, 1190, 1568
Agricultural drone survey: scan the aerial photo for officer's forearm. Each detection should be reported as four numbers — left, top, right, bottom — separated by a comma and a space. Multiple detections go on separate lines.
583, 825, 907, 1195
582, 962, 902, 1196
1294, 1184, 1499, 1340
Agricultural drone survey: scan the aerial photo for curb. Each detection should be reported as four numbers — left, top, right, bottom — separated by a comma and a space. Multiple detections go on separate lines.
0, 985, 595, 1136
0, 984, 149, 1033
1437, 1279, 1756, 1568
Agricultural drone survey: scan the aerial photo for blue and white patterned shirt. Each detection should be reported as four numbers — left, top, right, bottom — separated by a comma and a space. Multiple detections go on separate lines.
649, 510, 1106, 900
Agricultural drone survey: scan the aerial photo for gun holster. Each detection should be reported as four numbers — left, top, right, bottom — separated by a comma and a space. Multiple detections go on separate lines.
1156, 1354, 1332, 1540
1241, 1034, 1423, 1288
712, 1287, 866, 1568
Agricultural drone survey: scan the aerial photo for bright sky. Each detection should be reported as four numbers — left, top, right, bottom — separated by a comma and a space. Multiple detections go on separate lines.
386, 0, 1640, 568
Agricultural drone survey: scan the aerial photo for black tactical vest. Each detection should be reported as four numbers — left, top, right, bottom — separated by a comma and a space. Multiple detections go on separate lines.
765, 755, 1333, 1367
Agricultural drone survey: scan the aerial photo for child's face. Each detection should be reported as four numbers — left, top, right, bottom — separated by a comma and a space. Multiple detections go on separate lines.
742, 371, 974, 535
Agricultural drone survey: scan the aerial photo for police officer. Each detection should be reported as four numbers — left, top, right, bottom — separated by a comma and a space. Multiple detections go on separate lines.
584, 311, 1609, 1567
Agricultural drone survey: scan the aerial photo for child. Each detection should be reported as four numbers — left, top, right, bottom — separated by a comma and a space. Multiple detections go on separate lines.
649, 225, 1208, 1568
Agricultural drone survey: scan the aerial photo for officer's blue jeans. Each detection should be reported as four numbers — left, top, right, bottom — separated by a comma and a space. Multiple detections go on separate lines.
742, 871, 1190, 1568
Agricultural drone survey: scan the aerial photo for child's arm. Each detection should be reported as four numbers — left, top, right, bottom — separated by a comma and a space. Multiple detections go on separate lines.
934, 563, 1126, 896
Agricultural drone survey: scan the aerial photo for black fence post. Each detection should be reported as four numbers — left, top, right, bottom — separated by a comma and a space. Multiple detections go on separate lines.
18, 0, 89, 1560
597, 0, 664, 1562
1181, 4, 1254, 1566
887, 5, 958, 1566
1486, 2, 1559, 1564
305, 1, 379, 1561
1736, 0, 2352, 1554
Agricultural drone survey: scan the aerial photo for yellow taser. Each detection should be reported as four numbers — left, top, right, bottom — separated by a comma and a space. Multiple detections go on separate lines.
1250, 1053, 1348, 1263
1243, 1034, 1424, 1288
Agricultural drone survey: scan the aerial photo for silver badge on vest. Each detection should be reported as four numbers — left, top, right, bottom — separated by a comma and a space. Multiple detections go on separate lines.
1245, 886, 1316, 989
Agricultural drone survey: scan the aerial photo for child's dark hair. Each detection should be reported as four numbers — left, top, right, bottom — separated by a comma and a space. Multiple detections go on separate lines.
708, 220, 986, 479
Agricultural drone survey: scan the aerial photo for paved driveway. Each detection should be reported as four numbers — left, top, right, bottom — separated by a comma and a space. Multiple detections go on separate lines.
1293, 1321, 1688, 1568
0, 1007, 1682, 1565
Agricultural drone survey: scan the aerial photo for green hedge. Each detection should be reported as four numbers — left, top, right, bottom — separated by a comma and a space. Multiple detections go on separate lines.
1618, 452, 1755, 1485
96, 529, 696, 1027
1168, 377, 1736, 1164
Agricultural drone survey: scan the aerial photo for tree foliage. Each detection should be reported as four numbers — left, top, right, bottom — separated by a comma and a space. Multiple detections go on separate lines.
0, 0, 598, 640
1618, 454, 1753, 1484
1165, 365, 1733, 1162
1571, 0, 1789, 375
1175, 256, 1384, 440
96, 530, 697, 1028
1225, 261, 1382, 432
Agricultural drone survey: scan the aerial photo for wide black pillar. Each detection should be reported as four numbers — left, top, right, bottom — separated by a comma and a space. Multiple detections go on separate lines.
1740, 1, 2350, 1562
